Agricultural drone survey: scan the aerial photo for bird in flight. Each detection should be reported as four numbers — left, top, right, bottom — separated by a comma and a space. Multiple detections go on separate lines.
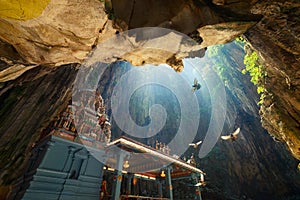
221, 127, 240, 141
192, 78, 201, 93
189, 140, 202, 148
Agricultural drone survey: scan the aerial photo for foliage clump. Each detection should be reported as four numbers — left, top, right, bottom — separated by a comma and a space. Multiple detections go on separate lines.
242, 51, 265, 92
241, 42, 267, 104
207, 36, 267, 105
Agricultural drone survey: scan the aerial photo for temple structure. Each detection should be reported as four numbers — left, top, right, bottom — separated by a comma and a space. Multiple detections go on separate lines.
9, 90, 206, 200
105, 136, 205, 200
9, 135, 105, 200
10, 134, 205, 200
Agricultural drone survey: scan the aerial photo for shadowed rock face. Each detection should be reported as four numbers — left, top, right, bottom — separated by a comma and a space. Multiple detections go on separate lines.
196, 42, 300, 200
0, 0, 300, 199
0, 64, 78, 187
110, 0, 259, 48
110, 0, 259, 30
244, 1, 300, 160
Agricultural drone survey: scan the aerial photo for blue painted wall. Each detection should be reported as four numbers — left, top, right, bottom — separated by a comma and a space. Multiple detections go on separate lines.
10, 136, 106, 200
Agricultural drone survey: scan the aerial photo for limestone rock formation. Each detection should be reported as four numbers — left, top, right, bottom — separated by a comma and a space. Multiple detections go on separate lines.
0, 0, 108, 65
244, 1, 300, 160
0, 0, 259, 70
0, 0, 300, 199
197, 42, 300, 199
0, 64, 78, 187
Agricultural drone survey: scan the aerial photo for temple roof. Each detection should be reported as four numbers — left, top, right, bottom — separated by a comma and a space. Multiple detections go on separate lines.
106, 136, 205, 179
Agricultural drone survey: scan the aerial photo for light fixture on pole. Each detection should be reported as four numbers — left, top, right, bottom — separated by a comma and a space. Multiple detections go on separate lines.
123, 160, 130, 169
195, 173, 205, 187
160, 170, 166, 177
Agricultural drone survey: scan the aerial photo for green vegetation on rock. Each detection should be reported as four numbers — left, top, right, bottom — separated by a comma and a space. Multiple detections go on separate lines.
242, 52, 265, 91
207, 37, 267, 105
238, 37, 267, 104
